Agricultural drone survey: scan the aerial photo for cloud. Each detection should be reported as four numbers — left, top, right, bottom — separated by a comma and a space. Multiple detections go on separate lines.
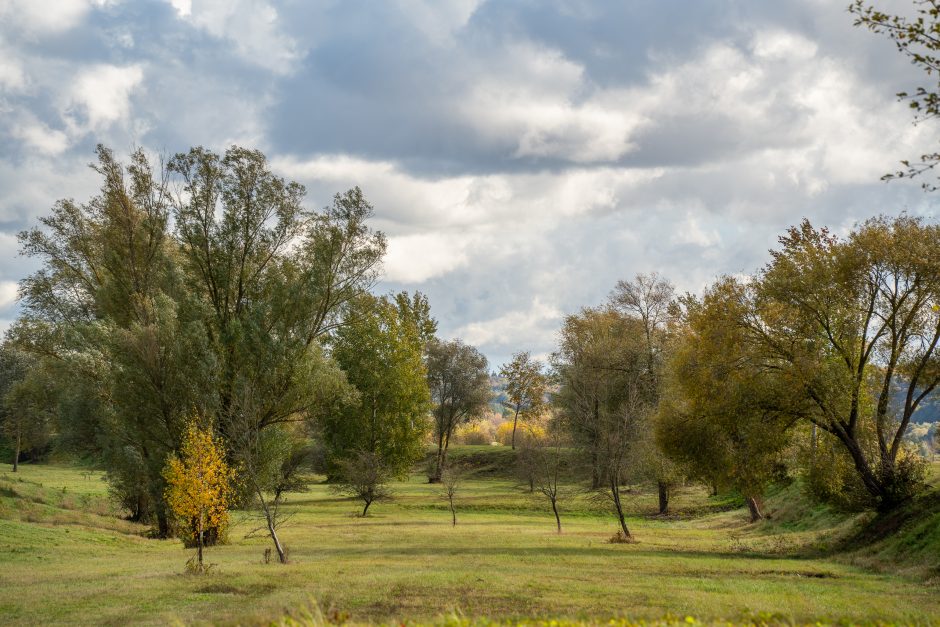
167, 0, 300, 74
0, 52, 26, 91
395, 0, 482, 46
0, 0, 100, 36
453, 299, 563, 355
12, 115, 69, 155
0, 281, 17, 310
384, 233, 471, 283
2, 0, 940, 369
65, 64, 144, 132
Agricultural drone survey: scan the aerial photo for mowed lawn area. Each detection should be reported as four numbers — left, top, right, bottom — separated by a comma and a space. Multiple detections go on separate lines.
0, 459, 938, 626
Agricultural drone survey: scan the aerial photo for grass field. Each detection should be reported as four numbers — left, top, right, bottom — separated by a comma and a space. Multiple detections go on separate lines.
0, 452, 938, 625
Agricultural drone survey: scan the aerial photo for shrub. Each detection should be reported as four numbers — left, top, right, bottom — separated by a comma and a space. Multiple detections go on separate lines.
454, 424, 493, 445
495, 422, 546, 447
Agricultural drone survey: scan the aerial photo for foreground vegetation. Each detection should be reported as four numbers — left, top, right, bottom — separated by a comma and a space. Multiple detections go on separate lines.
1, 458, 938, 626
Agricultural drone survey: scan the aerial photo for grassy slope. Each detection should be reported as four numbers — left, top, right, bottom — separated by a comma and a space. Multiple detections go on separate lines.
0, 460, 939, 625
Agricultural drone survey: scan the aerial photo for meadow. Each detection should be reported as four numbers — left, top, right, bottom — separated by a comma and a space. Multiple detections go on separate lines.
0, 449, 938, 626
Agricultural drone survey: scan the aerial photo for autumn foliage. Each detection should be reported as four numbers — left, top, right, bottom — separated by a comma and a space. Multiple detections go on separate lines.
163, 420, 235, 571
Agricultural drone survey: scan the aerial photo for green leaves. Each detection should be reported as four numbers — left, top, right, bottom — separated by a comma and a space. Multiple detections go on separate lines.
323, 293, 432, 479
851, 0, 940, 188
14, 144, 390, 531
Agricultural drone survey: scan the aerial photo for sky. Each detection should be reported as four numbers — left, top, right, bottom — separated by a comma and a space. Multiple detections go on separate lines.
1, 0, 939, 368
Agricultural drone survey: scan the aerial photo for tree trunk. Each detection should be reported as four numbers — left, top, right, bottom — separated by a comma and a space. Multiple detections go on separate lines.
258, 488, 287, 563
551, 496, 561, 533
745, 495, 763, 522
266, 514, 287, 563
610, 477, 632, 539
591, 400, 602, 489
431, 433, 452, 483
362, 499, 371, 517
711, 482, 718, 497
511, 408, 519, 450
449, 498, 456, 526
657, 481, 669, 515
197, 514, 204, 569
590, 448, 601, 490
840, 430, 892, 509
156, 509, 170, 538
431, 433, 449, 483
13, 432, 20, 473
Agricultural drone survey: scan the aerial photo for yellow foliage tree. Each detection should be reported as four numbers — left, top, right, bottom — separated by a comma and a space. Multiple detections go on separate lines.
163, 421, 235, 572
496, 422, 545, 446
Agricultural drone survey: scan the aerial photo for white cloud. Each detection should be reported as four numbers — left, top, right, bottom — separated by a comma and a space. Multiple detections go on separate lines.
0, 0, 937, 369
168, 0, 192, 17
12, 116, 69, 155
752, 30, 818, 61
671, 212, 720, 248
384, 233, 471, 283
396, 0, 481, 46
461, 42, 647, 163
65, 64, 144, 132
0, 53, 26, 91
0, 281, 17, 309
454, 299, 563, 350
0, 0, 96, 35
169, 0, 299, 73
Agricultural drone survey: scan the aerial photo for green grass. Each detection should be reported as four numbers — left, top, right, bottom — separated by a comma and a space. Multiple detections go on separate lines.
0, 462, 939, 626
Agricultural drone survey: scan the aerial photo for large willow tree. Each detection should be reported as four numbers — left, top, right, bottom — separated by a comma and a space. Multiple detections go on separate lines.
14, 145, 386, 534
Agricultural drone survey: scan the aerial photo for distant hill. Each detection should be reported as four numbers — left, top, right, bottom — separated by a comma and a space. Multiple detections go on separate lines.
911, 394, 940, 424
488, 373, 508, 413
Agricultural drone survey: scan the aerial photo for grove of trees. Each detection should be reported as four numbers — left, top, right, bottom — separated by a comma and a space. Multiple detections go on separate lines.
2, 143, 938, 562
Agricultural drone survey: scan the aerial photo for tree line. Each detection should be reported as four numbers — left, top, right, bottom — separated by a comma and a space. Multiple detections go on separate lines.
0, 146, 937, 562
0, 145, 497, 563
552, 216, 940, 542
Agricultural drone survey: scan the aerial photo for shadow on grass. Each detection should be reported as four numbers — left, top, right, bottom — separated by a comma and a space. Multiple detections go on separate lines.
304, 542, 842, 570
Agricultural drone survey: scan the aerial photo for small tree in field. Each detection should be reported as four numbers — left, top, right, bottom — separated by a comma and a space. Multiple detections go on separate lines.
333, 450, 392, 516
440, 463, 465, 526
529, 430, 570, 533
163, 421, 235, 573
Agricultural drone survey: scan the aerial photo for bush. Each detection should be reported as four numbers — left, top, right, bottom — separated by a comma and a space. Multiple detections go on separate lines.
454, 424, 493, 445
495, 422, 545, 447
801, 431, 927, 511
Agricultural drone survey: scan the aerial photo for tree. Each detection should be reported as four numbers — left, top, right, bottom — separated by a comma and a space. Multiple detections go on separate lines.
322, 293, 431, 478
657, 278, 792, 522
553, 307, 650, 540
611, 273, 681, 514
528, 428, 570, 533
610, 273, 675, 378
163, 420, 235, 573
751, 217, 938, 511
15, 146, 215, 532
15, 145, 385, 535
440, 463, 465, 526
851, 0, 940, 189
332, 450, 392, 516
0, 345, 30, 472
499, 351, 547, 450
233, 423, 315, 564
169, 147, 386, 451
1, 353, 54, 472
393, 291, 438, 344
426, 339, 491, 482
